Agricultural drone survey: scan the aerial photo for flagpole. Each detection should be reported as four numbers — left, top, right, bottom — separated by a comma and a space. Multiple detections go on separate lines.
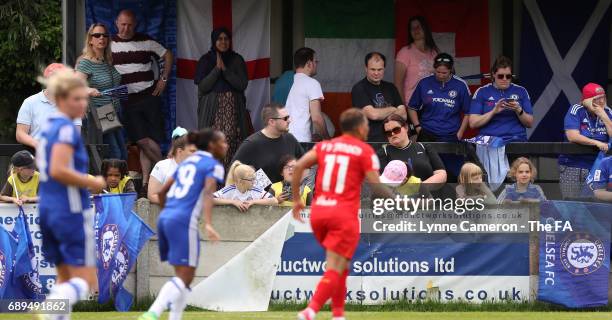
10, 166, 22, 207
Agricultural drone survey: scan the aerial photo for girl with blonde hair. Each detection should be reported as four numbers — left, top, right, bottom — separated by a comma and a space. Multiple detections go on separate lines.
456, 162, 496, 204
213, 161, 278, 211
498, 157, 547, 203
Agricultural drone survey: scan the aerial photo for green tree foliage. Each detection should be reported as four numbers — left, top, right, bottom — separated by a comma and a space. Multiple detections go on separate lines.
0, 0, 62, 141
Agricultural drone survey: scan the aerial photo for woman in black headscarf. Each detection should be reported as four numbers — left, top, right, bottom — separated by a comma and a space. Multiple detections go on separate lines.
195, 27, 249, 167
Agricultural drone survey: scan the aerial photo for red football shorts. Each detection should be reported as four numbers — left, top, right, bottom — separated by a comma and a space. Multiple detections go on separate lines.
310, 205, 360, 259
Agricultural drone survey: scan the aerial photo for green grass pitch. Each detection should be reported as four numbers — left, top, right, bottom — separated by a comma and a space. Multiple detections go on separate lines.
3, 312, 612, 320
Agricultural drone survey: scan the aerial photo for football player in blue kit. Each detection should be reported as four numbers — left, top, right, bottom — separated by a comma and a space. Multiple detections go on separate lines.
139, 128, 227, 320
36, 68, 107, 319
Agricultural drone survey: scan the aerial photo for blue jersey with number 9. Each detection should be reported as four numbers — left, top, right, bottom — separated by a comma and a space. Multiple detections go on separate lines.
160, 151, 224, 222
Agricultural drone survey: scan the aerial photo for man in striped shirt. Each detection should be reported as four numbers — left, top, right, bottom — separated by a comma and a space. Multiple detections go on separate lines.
112, 9, 173, 192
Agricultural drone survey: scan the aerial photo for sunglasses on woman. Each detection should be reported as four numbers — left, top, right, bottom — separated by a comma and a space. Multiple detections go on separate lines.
496, 73, 513, 80
384, 126, 403, 137
91, 33, 109, 38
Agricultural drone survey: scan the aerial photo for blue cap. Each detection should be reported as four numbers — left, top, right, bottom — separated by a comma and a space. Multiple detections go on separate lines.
172, 126, 188, 139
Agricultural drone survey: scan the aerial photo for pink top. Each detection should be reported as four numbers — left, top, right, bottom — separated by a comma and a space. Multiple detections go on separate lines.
395, 45, 436, 104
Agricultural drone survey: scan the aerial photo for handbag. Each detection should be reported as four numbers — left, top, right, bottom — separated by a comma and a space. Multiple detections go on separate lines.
91, 62, 123, 133
91, 103, 122, 133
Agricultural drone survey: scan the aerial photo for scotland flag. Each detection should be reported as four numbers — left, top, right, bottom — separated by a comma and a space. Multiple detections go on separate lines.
94, 193, 154, 311
520, 0, 611, 141
538, 201, 611, 308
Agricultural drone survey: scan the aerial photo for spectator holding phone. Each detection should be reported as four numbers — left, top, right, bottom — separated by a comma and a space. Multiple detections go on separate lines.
469, 56, 533, 142
270, 155, 312, 207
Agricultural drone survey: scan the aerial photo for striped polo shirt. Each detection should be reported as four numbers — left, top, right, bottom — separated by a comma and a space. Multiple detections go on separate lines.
76, 59, 121, 109
111, 33, 167, 96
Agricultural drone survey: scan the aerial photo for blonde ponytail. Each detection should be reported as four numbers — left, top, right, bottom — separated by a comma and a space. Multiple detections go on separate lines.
225, 160, 243, 186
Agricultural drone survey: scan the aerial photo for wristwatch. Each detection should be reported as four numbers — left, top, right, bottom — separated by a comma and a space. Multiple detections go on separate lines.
161, 76, 168, 82
518, 108, 524, 116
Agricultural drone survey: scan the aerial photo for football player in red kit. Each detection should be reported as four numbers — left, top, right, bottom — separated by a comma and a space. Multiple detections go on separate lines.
292, 108, 388, 320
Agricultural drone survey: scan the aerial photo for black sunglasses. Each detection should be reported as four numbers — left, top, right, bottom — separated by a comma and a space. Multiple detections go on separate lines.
92, 33, 109, 38
384, 126, 403, 137
496, 73, 513, 80
272, 116, 290, 121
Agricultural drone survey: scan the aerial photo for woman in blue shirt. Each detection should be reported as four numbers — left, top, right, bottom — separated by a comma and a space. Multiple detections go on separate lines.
469, 56, 533, 142
37, 69, 106, 317
408, 53, 471, 142
558, 83, 612, 199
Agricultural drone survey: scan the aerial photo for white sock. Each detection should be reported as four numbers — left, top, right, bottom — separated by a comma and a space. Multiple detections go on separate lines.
169, 285, 190, 320
45, 278, 88, 320
149, 277, 185, 317
47, 277, 89, 305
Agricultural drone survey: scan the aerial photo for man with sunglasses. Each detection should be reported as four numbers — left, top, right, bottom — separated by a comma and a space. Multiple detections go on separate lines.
231, 103, 304, 183
351, 52, 407, 142
469, 56, 533, 142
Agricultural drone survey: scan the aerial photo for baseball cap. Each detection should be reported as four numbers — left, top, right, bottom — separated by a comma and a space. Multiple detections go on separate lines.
11, 150, 36, 169
380, 160, 407, 186
43, 63, 67, 78
171, 126, 188, 139
582, 83, 605, 101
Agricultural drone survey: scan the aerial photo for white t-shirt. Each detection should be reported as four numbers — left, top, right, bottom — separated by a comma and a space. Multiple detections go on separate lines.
213, 185, 272, 201
150, 158, 178, 185
285, 73, 324, 142
17, 91, 82, 140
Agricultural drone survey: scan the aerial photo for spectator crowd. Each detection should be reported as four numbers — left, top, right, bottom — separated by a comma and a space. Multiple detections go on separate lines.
5, 13, 612, 209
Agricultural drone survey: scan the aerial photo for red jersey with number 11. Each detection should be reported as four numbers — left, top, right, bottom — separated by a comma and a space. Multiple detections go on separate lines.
313, 134, 379, 211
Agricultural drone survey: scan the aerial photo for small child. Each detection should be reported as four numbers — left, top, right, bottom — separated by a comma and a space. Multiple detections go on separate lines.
498, 157, 547, 203
213, 161, 278, 211
270, 155, 312, 207
0, 151, 39, 205
101, 159, 136, 194
456, 162, 496, 204
380, 160, 422, 196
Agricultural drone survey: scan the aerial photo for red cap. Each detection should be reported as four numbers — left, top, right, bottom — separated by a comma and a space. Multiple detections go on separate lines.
582, 83, 605, 101
43, 63, 66, 78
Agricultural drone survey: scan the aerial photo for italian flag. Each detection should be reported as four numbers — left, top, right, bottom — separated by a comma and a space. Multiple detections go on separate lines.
304, 0, 490, 130
176, 0, 271, 131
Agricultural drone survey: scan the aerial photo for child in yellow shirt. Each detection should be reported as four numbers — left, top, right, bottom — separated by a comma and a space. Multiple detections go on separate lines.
0, 150, 39, 205
101, 159, 135, 194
